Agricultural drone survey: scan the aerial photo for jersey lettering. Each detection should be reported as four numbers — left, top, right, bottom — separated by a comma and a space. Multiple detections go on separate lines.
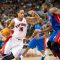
15, 23, 26, 28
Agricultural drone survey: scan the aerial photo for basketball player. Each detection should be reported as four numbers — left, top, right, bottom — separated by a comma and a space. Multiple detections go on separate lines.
2, 10, 38, 60
48, 7, 60, 60
23, 18, 49, 60
37, 7, 60, 60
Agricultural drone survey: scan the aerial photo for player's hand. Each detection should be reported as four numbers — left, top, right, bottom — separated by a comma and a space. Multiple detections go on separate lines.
28, 10, 36, 15
35, 31, 42, 34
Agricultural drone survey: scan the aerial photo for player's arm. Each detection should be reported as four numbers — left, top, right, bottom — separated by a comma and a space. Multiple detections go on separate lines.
37, 34, 46, 39
41, 26, 52, 33
36, 25, 52, 35
39, 25, 49, 39
37, 32, 49, 39
26, 16, 42, 25
31, 30, 38, 38
35, 25, 49, 39
49, 7, 60, 15
26, 16, 36, 21
33, 12, 40, 19
26, 10, 40, 25
29, 29, 42, 40
28, 10, 40, 19
26, 16, 36, 24
8, 20, 15, 29
23, 30, 39, 56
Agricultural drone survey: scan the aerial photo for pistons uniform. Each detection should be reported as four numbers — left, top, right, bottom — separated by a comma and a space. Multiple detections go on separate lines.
48, 13, 60, 52
28, 23, 46, 51
4, 18, 27, 57
48, 13, 60, 42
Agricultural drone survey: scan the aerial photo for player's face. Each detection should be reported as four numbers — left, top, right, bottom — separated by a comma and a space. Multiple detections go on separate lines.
42, 5, 49, 12
18, 10, 24, 19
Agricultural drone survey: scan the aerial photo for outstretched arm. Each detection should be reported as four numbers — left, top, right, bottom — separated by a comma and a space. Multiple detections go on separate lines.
49, 7, 60, 15
26, 10, 40, 25
38, 24, 50, 39
8, 20, 15, 29
34, 22, 52, 35
28, 10, 40, 19
26, 16, 36, 24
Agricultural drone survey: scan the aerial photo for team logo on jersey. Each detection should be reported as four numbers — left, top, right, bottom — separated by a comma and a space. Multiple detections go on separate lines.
15, 23, 26, 28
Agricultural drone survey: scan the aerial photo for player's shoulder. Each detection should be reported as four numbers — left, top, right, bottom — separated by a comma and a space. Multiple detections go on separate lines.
23, 17, 26, 21
22, 17, 27, 23
10, 18, 17, 24
13, 18, 18, 21
11, 18, 19, 23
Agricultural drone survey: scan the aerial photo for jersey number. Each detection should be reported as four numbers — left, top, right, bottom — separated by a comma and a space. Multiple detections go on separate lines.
19, 27, 23, 31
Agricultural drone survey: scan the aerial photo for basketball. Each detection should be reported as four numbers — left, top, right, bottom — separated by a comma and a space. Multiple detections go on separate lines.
1, 28, 10, 37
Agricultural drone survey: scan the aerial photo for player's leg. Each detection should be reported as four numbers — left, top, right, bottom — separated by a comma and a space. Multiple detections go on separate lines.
15, 38, 37, 60
2, 40, 15, 60
11, 40, 24, 60
40, 51, 46, 60
23, 38, 37, 56
52, 42, 60, 60
49, 31, 60, 60
2, 52, 14, 60
23, 48, 29, 57
15, 48, 29, 60
36, 38, 46, 60
4, 39, 12, 54
58, 44, 60, 59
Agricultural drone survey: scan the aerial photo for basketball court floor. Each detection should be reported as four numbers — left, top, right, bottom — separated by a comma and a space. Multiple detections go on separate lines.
0, 48, 55, 60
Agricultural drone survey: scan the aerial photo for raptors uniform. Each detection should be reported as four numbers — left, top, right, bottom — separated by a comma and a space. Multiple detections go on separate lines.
4, 17, 27, 57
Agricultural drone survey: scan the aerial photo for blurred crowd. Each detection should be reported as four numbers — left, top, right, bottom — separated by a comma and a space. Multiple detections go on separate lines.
0, 0, 60, 47
0, 0, 60, 28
